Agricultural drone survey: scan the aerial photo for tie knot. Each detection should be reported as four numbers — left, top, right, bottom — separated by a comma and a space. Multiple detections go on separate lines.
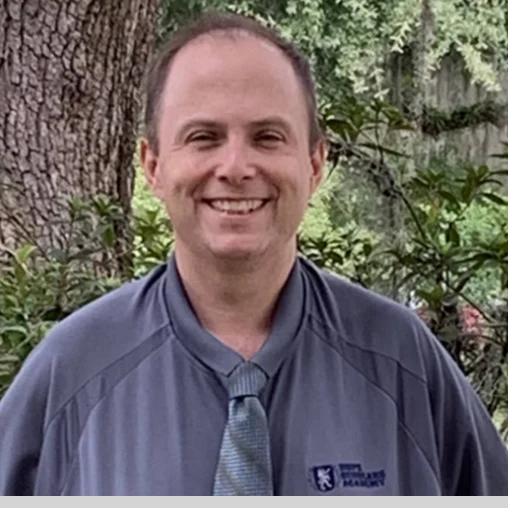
227, 362, 267, 399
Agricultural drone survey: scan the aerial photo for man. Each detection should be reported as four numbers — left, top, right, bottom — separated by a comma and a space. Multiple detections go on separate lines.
1, 11, 507, 496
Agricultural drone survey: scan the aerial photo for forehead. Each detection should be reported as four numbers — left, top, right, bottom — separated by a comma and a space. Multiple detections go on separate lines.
160, 32, 308, 129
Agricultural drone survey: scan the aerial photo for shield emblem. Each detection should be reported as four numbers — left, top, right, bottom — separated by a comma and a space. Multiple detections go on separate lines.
311, 465, 336, 493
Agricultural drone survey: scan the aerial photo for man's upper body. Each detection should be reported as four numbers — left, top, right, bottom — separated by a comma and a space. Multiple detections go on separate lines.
1, 252, 508, 495
1, 11, 508, 496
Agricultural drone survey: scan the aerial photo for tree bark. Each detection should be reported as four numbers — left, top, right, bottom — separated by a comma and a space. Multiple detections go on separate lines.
411, 0, 434, 127
0, 0, 161, 276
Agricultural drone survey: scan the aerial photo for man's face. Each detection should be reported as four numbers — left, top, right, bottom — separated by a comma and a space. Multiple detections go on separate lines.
141, 33, 326, 262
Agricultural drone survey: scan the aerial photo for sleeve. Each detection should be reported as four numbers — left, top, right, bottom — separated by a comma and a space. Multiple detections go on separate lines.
0, 346, 51, 495
418, 324, 508, 495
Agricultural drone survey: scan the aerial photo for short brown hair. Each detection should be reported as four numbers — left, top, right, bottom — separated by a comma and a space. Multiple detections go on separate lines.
142, 11, 322, 153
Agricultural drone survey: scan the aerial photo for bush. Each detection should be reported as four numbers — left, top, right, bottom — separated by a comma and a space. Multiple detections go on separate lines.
0, 196, 126, 396
0, 192, 173, 397
1, 161, 507, 441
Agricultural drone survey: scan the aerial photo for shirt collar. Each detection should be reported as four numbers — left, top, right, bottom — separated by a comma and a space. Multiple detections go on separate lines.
164, 252, 308, 378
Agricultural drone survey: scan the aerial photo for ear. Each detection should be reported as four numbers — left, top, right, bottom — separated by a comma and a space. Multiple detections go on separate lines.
140, 138, 164, 200
309, 138, 327, 196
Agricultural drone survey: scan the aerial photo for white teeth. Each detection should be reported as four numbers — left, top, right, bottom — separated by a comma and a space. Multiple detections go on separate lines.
208, 199, 265, 213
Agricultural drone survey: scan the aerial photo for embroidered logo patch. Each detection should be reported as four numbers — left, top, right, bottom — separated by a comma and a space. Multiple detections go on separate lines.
309, 463, 386, 493
310, 465, 336, 492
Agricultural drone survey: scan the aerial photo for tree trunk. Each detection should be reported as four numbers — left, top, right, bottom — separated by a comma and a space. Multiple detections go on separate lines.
0, 0, 161, 277
412, 0, 434, 125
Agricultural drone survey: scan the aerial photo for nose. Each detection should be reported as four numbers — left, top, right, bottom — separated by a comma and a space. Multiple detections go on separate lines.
215, 137, 256, 184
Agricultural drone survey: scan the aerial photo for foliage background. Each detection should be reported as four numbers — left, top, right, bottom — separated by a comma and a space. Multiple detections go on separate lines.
1, 0, 508, 439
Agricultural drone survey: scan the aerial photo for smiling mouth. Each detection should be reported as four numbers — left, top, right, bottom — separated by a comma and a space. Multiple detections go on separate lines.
204, 199, 269, 215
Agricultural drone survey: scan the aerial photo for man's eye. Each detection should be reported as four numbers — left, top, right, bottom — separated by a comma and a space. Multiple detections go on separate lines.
187, 132, 217, 143
256, 132, 284, 144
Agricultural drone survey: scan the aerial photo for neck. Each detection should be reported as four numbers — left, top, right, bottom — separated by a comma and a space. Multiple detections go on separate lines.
174, 243, 297, 359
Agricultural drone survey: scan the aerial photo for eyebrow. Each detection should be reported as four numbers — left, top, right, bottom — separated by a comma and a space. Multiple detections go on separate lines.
249, 116, 293, 134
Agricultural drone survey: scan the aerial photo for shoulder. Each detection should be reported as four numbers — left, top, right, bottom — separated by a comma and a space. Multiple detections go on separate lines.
5, 263, 171, 422
298, 257, 508, 494
298, 256, 444, 382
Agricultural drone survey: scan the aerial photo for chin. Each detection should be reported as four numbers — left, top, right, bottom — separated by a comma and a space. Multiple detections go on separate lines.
207, 239, 268, 261
210, 246, 263, 261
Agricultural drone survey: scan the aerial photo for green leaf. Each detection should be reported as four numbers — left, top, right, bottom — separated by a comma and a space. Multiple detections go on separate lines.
350, 105, 366, 130
3, 295, 20, 308
363, 243, 373, 257
102, 226, 116, 247
0, 325, 28, 336
15, 245, 36, 264
390, 121, 415, 132
382, 108, 415, 131
146, 209, 159, 223
416, 285, 444, 305
327, 119, 356, 142
438, 190, 459, 205
455, 265, 483, 292
13, 260, 28, 285
477, 165, 489, 179
480, 178, 504, 187
460, 179, 475, 202
446, 224, 461, 246
68, 248, 100, 262
480, 193, 508, 206
0, 354, 20, 365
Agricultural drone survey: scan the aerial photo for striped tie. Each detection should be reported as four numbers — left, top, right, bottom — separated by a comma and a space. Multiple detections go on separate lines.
213, 362, 274, 496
